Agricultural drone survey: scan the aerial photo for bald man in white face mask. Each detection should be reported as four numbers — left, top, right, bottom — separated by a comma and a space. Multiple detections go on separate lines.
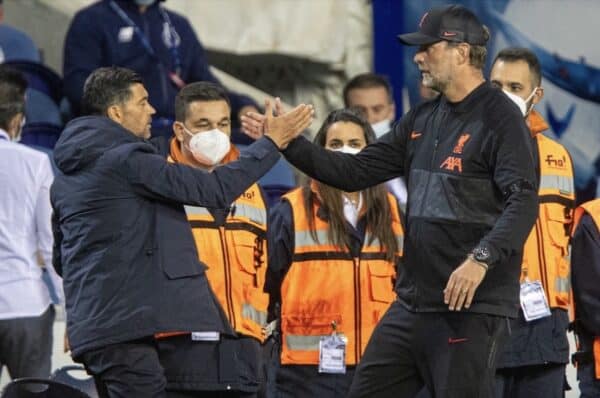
491, 47, 575, 398
343, 73, 408, 209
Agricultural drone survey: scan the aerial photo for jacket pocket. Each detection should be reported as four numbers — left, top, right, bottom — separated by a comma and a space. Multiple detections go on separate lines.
368, 263, 396, 303
545, 204, 569, 251
282, 313, 343, 340
231, 230, 265, 288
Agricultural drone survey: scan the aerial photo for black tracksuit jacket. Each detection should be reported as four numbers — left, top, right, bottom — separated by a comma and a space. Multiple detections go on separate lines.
281, 82, 538, 317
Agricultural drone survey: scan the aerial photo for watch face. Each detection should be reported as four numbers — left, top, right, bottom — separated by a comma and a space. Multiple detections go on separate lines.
474, 246, 490, 262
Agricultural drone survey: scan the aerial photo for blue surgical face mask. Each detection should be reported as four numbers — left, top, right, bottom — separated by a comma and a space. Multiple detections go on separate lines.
133, 0, 156, 6
371, 119, 392, 138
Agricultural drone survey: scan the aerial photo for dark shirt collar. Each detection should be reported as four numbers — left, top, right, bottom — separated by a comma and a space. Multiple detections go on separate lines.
440, 81, 489, 113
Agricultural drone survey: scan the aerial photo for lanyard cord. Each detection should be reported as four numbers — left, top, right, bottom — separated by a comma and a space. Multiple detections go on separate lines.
109, 0, 182, 75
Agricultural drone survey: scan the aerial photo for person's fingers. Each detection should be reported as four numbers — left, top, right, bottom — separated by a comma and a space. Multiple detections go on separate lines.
292, 107, 314, 134
444, 273, 456, 304
241, 115, 264, 129
275, 97, 285, 116
454, 285, 469, 311
264, 99, 273, 117
464, 281, 476, 309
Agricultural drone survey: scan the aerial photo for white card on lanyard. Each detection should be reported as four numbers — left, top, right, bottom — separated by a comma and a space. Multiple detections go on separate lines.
318, 333, 347, 374
520, 280, 551, 321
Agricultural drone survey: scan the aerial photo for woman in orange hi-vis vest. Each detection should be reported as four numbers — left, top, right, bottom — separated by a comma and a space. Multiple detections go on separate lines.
265, 109, 405, 398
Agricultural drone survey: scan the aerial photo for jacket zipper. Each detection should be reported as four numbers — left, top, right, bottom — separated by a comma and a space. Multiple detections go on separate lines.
413, 132, 441, 309
219, 226, 236, 329
353, 257, 362, 363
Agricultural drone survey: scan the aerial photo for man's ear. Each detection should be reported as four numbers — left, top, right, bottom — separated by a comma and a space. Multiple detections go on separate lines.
7, 112, 24, 139
106, 104, 122, 123
455, 43, 470, 65
531, 86, 544, 105
172, 121, 185, 142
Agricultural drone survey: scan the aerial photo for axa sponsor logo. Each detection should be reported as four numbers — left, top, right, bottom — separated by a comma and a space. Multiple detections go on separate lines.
545, 154, 567, 169
440, 156, 463, 173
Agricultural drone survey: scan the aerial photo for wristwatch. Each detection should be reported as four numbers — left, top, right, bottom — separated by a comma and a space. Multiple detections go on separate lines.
471, 246, 492, 266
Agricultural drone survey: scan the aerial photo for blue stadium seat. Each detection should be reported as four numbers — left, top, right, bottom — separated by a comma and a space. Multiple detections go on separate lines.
25, 89, 62, 125
20, 123, 62, 149
0, 25, 40, 63
2, 61, 62, 105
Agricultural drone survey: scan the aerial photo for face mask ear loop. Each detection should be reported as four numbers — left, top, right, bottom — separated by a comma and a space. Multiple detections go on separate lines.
524, 87, 539, 116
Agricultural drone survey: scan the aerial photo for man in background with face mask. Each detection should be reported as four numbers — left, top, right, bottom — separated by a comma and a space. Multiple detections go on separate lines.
343, 73, 407, 208
0, 66, 64, 380
155, 81, 270, 397
490, 47, 575, 398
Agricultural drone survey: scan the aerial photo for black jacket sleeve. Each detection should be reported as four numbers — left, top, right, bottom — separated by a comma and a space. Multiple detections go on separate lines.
265, 199, 294, 320
281, 114, 412, 192
51, 206, 63, 277
123, 137, 280, 208
476, 112, 539, 267
572, 214, 600, 334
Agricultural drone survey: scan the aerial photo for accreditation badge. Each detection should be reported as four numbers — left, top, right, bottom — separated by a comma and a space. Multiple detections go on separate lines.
520, 280, 551, 321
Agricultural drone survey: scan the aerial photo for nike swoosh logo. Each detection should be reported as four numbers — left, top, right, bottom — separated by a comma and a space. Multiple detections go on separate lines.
443, 31, 457, 37
411, 132, 422, 139
448, 337, 468, 344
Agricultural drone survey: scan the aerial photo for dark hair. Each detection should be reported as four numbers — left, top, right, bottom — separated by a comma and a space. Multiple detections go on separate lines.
0, 66, 27, 131
303, 108, 399, 261
81, 67, 143, 116
343, 73, 393, 107
493, 47, 542, 87
174, 81, 230, 122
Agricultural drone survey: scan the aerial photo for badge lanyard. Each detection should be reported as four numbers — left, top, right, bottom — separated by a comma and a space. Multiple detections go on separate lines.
318, 320, 347, 374
109, 1, 182, 77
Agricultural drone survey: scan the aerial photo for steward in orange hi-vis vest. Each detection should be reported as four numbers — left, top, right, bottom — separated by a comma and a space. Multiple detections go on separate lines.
521, 110, 575, 310
278, 186, 403, 366
571, 199, 600, 394
158, 139, 269, 341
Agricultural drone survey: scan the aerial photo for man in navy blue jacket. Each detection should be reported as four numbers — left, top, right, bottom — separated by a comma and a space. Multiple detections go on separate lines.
51, 66, 312, 397
63, 0, 258, 136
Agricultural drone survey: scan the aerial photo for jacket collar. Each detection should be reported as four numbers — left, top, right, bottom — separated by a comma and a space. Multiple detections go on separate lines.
439, 81, 489, 114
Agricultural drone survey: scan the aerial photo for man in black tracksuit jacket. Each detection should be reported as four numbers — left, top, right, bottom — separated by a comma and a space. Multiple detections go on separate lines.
260, 5, 539, 398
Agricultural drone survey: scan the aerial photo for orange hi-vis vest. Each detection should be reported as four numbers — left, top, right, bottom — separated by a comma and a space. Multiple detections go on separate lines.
159, 141, 269, 342
279, 187, 404, 366
572, 199, 600, 379
521, 111, 575, 310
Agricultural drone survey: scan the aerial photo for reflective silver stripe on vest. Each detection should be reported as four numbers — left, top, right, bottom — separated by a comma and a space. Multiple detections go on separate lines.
185, 205, 212, 216
539, 175, 574, 195
184, 203, 266, 225
555, 276, 570, 294
296, 230, 404, 252
234, 202, 267, 225
242, 303, 267, 326
364, 233, 405, 253
295, 229, 330, 249
285, 334, 325, 351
